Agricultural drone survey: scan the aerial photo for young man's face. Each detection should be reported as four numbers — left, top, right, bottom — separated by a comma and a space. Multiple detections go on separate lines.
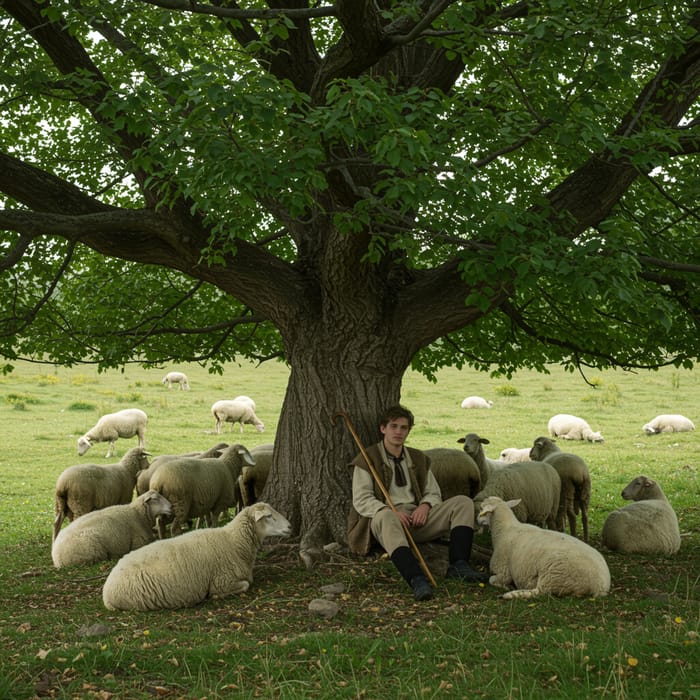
380, 416, 412, 450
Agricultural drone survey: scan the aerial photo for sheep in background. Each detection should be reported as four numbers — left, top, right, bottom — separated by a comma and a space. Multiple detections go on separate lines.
460, 396, 493, 409
239, 443, 274, 508
602, 475, 681, 555
77, 408, 148, 458
458, 433, 560, 529
424, 447, 481, 499
211, 399, 265, 434
161, 371, 190, 390
547, 414, 604, 443
642, 414, 695, 434
52, 490, 173, 567
530, 436, 591, 542
53, 447, 150, 541
233, 395, 256, 410
136, 442, 229, 495
150, 443, 256, 536
499, 447, 532, 463
102, 502, 292, 610
477, 496, 610, 599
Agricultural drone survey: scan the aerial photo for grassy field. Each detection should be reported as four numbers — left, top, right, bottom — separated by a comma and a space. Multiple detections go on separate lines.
1, 359, 698, 699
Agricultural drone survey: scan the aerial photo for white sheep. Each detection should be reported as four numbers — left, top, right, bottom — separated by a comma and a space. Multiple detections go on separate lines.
529, 436, 592, 542
149, 443, 256, 536
77, 408, 148, 458
642, 414, 695, 434
458, 433, 560, 529
238, 443, 274, 508
211, 399, 264, 434
233, 395, 256, 410
53, 447, 150, 541
601, 475, 681, 555
498, 447, 532, 463
477, 497, 610, 599
102, 502, 292, 610
457, 433, 507, 485
161, 371, 190, 390
135, 442, 229, 495
547, 414, 604, 443
52, 490, 173, 567
460, 395, 493, 409
424, 447, 481, 499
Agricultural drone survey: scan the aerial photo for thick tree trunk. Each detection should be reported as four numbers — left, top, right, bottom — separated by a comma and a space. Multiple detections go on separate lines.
261, 331, 409, 566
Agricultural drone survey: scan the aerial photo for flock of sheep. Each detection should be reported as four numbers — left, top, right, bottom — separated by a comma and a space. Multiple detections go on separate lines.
48, 375, 693, 609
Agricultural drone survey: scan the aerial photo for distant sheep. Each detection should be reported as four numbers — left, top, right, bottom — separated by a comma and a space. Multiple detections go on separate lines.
458, 433, 560, 529
499, 447, 532, 463
102, 502, 292, 610
52, 490, 173, 567
424, 447, 481, 499
161, 371, 190, 390
149, 443, 256, 536
239, 443, 274, 508
530, 436, 592, 542
211, 399, 264, 434
460, 396, 493, 409
77, 408, 148, 458
547, 414, 603, 443
53, 447, 150, 541
477, 496, 610, 599
642, 414, 695, 434
601, 475, 681, 555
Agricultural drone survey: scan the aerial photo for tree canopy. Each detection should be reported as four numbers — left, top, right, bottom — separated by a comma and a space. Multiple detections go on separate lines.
1, 1, 699, 556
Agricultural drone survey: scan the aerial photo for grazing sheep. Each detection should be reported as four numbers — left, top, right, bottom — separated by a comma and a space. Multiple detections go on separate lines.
424, 447, 481, 499
458, 433, 560, 529
77, 408, 148, 458
149, 443, 256, 536
530, 436, 592, 542
601, 475, 681, 555
211, 399, 265, 434
547, 414, 603, 443
239, 443, 274, 507
102, 502, 292, 610
233, 395, 256, 410
52, 490, 173, 567
53, 447, 150, 541
477, 496, 610, 599
642, 414, 695, 434
135, 442, 229, 495
499, 447, 532, 463
161, 371, 190, 390
460, 396, 493, 409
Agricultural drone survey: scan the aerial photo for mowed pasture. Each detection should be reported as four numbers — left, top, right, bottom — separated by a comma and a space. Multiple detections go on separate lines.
1, 360, 698, 700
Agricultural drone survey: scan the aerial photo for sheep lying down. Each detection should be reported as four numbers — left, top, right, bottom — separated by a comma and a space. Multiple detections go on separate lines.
477, 496, 610, 600
103, 503, 291, 610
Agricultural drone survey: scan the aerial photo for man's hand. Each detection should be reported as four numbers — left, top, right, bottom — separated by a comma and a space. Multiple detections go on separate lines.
409, 502, 431, 528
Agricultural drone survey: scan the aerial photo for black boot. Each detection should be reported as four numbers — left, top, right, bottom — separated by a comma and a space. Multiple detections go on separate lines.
447, 526, 489, 584
390, 546, 434, 601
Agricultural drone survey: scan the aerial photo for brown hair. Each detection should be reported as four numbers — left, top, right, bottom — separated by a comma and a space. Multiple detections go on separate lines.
379, 404, 415, 429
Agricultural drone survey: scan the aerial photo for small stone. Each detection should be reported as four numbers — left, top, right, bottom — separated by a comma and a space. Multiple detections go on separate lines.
308, 599, 339, 619
320, 582, 345, 595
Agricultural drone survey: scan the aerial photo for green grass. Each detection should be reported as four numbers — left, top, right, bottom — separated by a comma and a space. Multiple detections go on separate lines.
0, 360, 698, 699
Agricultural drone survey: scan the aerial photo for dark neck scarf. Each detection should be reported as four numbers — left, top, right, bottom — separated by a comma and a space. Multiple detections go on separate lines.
388, 450, 406, 487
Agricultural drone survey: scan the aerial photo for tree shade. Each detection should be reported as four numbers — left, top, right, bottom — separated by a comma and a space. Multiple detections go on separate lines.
1, 1, 699, 557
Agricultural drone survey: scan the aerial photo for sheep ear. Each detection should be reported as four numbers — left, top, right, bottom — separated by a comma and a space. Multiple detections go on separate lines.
480, 437, 490, 445
505, 499, 521, 510
457, 437, 465, 444
254, 505, 271, 522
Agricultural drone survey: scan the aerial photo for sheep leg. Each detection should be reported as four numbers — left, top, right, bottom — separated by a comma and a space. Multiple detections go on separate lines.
567, 508, 577, 538
501, 588, 541, 600
105, 441, 116, 458
581, 507, 589, 543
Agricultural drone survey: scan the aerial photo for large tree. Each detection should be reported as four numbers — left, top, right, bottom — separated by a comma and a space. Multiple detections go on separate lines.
1, 1, 699, 561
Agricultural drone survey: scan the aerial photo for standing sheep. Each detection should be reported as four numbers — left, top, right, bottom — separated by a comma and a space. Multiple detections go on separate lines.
102, 502, 292, 610
477, 496, 611, 599
529, 436, 592, 542
460, 396, 493, 409
211, 399, 265, 434
149, 443, 256, 536
77, 408, 148, 458
458, 433, 560, 529
642, 414, 695, 434
547, 414, 603, 443
423, 447, 481, 499
52, 490, 173, 567
53, 447, 151, 541
238, 443, 274, 508
161, 371, 190, 390
601, 475, 681, 555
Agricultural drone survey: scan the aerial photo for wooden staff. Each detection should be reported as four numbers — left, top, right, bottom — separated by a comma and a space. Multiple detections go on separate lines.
333, 411, 436, 587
